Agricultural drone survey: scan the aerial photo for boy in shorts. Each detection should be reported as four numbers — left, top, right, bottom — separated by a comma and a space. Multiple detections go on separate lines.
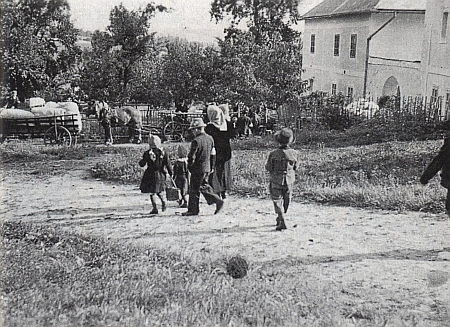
265, 128, 298, 231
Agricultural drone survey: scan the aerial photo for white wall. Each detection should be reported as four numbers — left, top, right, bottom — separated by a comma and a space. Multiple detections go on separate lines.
421, 0, 450, 98
302, 11, 426, 99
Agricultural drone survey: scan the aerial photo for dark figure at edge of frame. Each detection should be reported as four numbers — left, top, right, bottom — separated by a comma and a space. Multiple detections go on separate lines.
265, 128, 299, 231
173, 144, 189, 208
205, 104, 236, 199
182, 118, 224, 216
420, 135, 450, 216
139, 134, 173, 215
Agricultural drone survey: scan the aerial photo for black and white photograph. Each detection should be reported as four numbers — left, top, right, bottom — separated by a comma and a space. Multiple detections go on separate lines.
1, 0, 450, 326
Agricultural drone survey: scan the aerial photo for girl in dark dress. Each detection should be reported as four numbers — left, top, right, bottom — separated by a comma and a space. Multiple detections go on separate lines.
139, 134, 172, 214
205, 104, 236, 199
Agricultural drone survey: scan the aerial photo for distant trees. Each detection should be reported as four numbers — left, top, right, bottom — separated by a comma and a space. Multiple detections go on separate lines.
2, 0, 80, 102
2, 1, 304, 110
79, 3, 167, 103
211, 0, 303, 109
158, 39, 220, 106
210, 0, 301, 44
79, 1, 304, 109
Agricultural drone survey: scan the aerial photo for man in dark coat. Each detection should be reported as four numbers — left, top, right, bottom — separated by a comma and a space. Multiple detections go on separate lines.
182, 118, 224, 216
420, 135, 450, 214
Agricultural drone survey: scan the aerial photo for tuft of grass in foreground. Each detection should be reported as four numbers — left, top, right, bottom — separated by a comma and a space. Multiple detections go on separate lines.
2, 221, 444, 327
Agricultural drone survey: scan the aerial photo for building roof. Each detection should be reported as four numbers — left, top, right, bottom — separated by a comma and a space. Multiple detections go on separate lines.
302, 0, 426, 19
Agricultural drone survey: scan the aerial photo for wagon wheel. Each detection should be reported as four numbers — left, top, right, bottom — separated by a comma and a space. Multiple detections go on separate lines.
44, 126, 72, 146
163, 121, 184, 142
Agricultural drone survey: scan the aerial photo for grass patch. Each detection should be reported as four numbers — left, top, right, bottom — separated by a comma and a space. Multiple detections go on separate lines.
2, 138, 447, 213
2, 221, 443, 327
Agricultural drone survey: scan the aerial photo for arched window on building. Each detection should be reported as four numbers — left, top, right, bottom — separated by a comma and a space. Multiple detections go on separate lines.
382, 76, 400, 97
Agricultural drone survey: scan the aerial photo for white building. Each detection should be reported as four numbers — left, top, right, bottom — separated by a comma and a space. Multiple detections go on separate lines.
421, 0, 450, 114
301, 0, 427, 99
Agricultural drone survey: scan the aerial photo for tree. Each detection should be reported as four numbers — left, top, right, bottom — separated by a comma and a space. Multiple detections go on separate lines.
210, 0, 301, 44
214, 27, 302, 110
210, 0, 303, 110
2, 0, 80, 102
158, 38, 220, 106
80, 3, 166, 103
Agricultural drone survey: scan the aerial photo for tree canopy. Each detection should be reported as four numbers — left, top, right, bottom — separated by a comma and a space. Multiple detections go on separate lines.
2, 1, 304, 112
211, 0, 301, 43
211, 0, 303, 108
2, 0, 80, 102
79, 3, 167, 103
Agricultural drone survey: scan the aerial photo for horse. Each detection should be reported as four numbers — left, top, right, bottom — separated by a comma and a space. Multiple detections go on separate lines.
94, 101, 142, 144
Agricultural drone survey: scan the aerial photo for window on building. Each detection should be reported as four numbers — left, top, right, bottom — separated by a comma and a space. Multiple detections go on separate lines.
442, 12, 449, 40
334, 34, 340, 56
309, 79, 314, 92
310, 34, 316, 53
350, 34, 357, 58
445, 91, 450, 118
347, 87, 353, 99
431, 87, 439, 105
331, 83, 337, 95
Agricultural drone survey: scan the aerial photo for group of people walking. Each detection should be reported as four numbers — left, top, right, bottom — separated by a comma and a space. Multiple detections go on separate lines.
139, 104, 233, 216
138, 102, 300, 231
138, 98, 450, 230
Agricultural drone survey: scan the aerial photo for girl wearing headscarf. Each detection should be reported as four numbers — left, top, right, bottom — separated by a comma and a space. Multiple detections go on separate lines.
205, 104, 236, 199
139, 134, 172, 214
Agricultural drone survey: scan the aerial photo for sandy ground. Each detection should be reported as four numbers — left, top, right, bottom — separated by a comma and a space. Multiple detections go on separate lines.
2, 154, 450, 323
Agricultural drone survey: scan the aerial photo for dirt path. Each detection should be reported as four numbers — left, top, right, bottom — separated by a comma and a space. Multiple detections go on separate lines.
2, 163, 450, 322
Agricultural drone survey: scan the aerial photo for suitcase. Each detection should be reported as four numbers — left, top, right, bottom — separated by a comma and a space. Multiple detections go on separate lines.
166, 179, 180, 201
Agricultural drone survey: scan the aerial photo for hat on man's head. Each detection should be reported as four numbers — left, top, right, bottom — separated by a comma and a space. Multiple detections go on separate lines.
275, 128, 294, 145
189, 117, 206, 130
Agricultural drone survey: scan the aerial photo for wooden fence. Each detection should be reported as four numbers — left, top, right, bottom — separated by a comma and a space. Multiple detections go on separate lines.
276, 95, 450, 130
80, 96, 450, 141
80, 103, 168, 143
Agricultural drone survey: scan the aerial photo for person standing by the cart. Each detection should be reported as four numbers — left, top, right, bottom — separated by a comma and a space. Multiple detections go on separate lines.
5, 90, 20, 108
98, 101, 113, 145
139, 134, 173, 215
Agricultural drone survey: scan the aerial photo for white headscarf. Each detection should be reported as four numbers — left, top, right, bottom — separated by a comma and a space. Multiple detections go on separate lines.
148, 134, 162, 150
218, 103, 231, 122
207, 105, 227, 131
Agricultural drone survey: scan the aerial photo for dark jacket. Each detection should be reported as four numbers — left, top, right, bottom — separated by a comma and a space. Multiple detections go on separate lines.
188, 132, 216, 174
173, 159, 189, 192
420, 137, 450, 188
139, 148, 172, 193
205, 122, 235, 164
265, 145, 298, 186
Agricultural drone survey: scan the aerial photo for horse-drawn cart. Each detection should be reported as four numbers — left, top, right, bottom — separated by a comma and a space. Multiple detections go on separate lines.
158, 110, 205, 142
0, 113, 81, 146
